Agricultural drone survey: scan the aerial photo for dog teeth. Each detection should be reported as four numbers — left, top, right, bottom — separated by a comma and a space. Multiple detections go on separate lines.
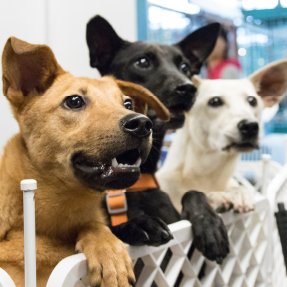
118, 163, 132, 167
135, 158, 142, 167
112, 157, 141, 168
112, 158, 119, 167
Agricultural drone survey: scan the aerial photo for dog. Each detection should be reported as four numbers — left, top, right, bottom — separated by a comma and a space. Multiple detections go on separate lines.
0, 37, 169, 287
86, 15, 229, 262
157, 60, 287, 213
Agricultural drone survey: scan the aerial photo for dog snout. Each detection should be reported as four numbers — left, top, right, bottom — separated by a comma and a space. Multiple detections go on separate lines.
121, 114, 153, 138
238, 120, 259, 139
174, 84, 197, 108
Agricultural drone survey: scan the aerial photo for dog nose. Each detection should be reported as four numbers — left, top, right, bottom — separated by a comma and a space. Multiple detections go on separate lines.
174, 84, 197, 108
121, 114, 153, 138
238, 120, 259, 138
175, 84, 196, 97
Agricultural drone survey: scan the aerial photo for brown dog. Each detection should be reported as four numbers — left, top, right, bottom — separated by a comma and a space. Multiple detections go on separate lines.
0, 37, 169, 287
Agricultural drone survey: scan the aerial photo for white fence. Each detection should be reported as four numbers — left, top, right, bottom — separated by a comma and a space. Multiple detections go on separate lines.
43, 195, 286, 287
1, 159, 287, 287
1, 199, 286, 287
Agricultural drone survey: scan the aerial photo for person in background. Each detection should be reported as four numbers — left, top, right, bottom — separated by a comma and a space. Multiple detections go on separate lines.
206, 28, 241, 79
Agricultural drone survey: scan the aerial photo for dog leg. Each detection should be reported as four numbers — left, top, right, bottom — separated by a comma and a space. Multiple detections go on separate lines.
111, 214, 173, 246
76, 224, 135, 287
108, 190, 176, 246
181, 191, 229, 263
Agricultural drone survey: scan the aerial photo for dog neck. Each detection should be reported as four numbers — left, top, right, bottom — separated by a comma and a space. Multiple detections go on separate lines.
140, 120, 166, 174
158, 122, 239, 195
182, 131, 239, 192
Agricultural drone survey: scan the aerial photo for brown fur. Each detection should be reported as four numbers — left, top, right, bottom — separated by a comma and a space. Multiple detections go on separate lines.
0, 37, 169, 287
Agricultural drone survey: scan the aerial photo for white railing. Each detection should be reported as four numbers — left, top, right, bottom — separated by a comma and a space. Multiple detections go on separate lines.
44, 195, 287, 287
2, 157, 287, 287
4, 196, 286, 287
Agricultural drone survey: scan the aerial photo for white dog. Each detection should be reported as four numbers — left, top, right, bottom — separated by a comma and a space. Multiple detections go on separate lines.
157, 60, 287, 213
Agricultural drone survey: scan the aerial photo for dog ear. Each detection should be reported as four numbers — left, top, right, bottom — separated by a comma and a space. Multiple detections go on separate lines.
175, 23, 221, 73
249, 60, 287, 107
86, 15, 128, 75
116, 79, 170, 121
191, 75, 202, 88
2, 37, 63, 106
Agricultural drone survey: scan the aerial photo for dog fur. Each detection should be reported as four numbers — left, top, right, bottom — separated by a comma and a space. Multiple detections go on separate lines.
157, 60, 287, 213
86, 15, 230, 263
0, 37, 169, 287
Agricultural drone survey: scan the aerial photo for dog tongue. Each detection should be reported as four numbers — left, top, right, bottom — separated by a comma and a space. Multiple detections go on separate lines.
110, 165, 139, 173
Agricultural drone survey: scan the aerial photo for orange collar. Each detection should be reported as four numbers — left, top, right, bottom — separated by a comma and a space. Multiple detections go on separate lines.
127, 173, 159, 192
106, 173, 159, 226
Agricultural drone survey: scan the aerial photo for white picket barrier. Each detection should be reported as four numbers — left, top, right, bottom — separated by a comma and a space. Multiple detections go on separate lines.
44, 194, 287, 287
2, 157, 287, 287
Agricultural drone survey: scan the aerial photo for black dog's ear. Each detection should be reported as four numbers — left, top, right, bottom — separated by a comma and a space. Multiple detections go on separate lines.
86, 15, 127, 75
175, 23, 221, 72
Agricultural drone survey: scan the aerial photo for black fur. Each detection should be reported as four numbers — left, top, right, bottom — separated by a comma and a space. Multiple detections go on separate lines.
86, 15, 229, 262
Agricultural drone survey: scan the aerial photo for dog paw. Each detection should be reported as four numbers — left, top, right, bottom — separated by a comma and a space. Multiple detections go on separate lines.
181, 191, 229, 263
191, 213, 230, 263
112, 215, 173, 246
231, 188, 254, 213
76, 228, 135, 287
206, 191, 234, 213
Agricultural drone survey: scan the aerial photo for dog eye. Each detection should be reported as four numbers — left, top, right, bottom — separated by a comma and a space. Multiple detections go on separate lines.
247, 96, 257, 107
179, 63, 191, 76
208, 96, 224, 107
134, 56, 151, 69
63, 95, 86, 110
124, 99, 133, 110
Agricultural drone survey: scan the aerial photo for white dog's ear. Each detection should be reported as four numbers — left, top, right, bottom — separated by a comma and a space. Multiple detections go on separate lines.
192, 75, 202, 88
249, 60, 287, 107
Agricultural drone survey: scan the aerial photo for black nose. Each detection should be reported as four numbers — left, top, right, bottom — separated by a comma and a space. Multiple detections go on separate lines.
238, 120, 259, 139
121, 114, 153, 138
174, 84, 197, 109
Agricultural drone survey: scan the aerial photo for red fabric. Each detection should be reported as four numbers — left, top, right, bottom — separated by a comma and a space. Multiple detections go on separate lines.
207, 59, 241, 79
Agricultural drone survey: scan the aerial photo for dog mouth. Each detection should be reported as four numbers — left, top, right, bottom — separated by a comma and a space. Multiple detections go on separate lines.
222, 142, 259, 152
112, 149, 142, 169
166, 106, 186, 129
72, 149, 143, 190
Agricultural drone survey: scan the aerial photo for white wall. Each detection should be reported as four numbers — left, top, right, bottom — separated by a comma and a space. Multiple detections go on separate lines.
0, 0, 137, 150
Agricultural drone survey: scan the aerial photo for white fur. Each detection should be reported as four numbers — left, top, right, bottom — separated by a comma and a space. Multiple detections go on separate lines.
157, 60, 287, 212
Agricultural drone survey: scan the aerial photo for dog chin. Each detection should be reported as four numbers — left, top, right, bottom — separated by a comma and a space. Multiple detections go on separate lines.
71, 149, 144, 190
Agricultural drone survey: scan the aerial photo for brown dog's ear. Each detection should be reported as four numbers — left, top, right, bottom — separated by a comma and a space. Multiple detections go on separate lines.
116, 80, 170, 121
249, 60, 287, 107
2, 37, 63, 105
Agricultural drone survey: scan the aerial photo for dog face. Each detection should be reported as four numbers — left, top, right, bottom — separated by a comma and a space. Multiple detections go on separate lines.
189, 60, 287, 153
86, 15, 220, 129
2, 37, 169, 190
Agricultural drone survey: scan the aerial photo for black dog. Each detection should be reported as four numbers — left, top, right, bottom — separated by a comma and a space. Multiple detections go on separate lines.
86, 15, 229, 262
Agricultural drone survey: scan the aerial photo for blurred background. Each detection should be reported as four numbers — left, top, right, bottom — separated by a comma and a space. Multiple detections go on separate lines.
1, 0, 287, 162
